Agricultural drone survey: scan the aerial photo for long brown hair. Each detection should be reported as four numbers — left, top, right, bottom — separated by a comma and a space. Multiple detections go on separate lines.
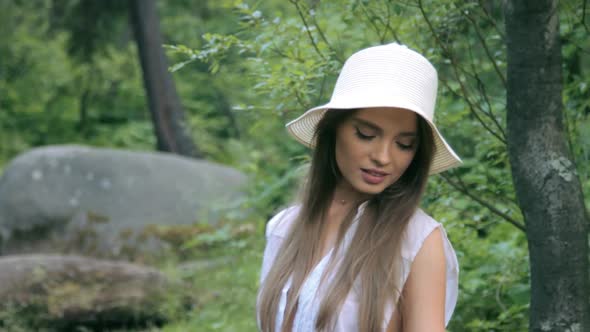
257, 108, 435, 331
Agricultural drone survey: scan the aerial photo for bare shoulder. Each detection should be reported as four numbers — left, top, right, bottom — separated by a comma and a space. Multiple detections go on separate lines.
399, 226, 446, 332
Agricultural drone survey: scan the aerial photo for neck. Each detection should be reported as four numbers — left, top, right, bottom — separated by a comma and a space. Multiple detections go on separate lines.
332, 181, 370, 206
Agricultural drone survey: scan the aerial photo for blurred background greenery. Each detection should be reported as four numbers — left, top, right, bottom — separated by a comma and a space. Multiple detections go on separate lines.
0, 0, 588, 331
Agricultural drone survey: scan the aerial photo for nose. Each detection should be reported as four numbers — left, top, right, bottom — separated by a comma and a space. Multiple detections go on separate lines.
370, 139, 392, 166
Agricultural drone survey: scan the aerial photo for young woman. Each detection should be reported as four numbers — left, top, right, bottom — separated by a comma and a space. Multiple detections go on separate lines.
257, 43, 461, 332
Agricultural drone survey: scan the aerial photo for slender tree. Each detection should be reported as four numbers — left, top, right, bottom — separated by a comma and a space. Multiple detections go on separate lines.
504, 1, 590, 331
129, 0, 201, 157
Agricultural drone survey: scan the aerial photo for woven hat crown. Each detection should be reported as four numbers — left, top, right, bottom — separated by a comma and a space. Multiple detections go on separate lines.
328, 43, 438, 122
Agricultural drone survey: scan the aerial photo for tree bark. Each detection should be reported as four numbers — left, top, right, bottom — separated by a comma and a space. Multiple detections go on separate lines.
129, 0, 201, 158
504, 1, 590, 331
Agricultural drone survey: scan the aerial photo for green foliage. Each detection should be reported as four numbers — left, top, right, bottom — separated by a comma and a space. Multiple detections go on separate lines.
1, 0, 588, 331
158, 222, 265, 332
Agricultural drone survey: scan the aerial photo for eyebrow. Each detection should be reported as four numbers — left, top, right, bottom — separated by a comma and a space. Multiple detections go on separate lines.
352, 117, 417, 137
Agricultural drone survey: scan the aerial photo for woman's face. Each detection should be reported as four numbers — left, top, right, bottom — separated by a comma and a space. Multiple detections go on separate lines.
335, 107, 419, 197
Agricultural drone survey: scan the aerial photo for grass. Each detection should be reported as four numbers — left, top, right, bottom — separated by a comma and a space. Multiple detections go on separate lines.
158, 225, 265, 332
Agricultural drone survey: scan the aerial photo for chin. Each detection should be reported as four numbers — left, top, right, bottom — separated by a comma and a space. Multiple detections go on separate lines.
354, 183, 388, 196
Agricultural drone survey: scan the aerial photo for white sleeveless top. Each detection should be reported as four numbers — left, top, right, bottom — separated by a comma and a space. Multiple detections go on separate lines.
258, 203, 459, 331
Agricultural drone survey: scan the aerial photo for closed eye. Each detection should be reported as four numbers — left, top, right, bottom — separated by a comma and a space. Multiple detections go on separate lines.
396, 141, 415, 150
355, 127, 375, 140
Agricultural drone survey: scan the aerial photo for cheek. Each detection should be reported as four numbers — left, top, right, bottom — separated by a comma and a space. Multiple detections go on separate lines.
395, 152, 417, 176
334, 141, 348, 172
335, 136, 362, 172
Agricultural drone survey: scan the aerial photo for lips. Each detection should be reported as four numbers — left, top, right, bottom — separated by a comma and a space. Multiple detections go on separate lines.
362, 168, 388, 176
361, 168, 389, 185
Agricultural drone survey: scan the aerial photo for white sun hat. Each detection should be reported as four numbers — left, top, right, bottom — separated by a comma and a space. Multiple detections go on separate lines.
286, 43, 462, 174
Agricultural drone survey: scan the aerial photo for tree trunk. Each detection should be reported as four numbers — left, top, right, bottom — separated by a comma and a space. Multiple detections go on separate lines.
129, 0, 201, 158
504, 1, 590, 331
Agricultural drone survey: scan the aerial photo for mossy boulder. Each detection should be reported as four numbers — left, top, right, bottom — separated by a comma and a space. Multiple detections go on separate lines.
0, 254, 187, 329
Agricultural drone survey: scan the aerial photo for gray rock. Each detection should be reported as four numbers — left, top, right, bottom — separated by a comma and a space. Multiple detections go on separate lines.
0, 145, 247, 257
0, 254, 184, 328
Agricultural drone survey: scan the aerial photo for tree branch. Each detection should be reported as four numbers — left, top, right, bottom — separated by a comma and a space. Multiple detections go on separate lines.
440, 173, 526, 232
477, 0, 505, 40
289, 0, 327, 61
469, 53, 507, 139
308, 9, 343, 63
379, 1, 404, 43
461, 7, 507, 88
583, 0, 590, 33
438, 75, 507, 144
359, 3, 388, 43
293, 89, 308, 110
317, 73, 328, 105
417, 0, 507, 144
463, 39, 507, 138
476, 78, 506, 138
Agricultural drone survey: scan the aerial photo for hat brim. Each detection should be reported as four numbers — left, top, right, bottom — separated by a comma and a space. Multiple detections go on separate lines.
286, 103, 462, 175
